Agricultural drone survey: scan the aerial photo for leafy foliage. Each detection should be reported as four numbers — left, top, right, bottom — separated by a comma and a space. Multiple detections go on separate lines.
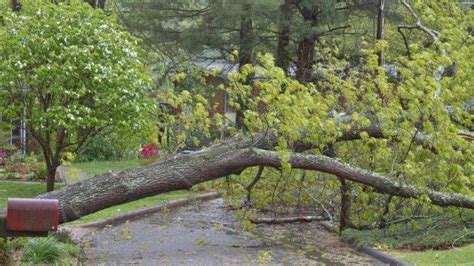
156, 0, 474, 239
0, 1, 154, 189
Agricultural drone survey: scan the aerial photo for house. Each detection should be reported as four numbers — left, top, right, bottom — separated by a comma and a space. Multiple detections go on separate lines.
0, 116, 27, 155
192, 59, 238, 127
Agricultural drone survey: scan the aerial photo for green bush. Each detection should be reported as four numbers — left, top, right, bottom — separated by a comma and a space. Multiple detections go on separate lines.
76, 130, 141, 162
0, 238, 8, 265
22, 237, 64, 264
37, 167, 47, 180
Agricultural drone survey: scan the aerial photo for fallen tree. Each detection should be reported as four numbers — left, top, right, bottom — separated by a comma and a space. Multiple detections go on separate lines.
37, 135, 474, 223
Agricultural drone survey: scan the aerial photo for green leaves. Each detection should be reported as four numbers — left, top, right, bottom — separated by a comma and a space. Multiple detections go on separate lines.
0, 2, 153, 163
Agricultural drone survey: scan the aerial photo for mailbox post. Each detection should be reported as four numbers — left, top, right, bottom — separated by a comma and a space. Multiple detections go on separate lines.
0, 198, 59, 238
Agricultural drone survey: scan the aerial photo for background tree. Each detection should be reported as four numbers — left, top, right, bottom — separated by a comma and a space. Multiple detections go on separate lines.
0, 2, 153, 191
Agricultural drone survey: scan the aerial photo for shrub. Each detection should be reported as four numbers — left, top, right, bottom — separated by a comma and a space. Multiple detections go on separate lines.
6, 172, 18, 179
0, 239, 8, 265
0, 149, 7, 167
140, 143, 161, 159
24, 153, 45, 178
4, 151, 25, 173
36, 167, 48, 180
22, 237, 64, 264
76, 128, 147, 162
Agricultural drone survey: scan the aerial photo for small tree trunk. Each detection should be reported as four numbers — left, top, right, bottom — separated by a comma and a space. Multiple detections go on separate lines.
46, 167, 55, 192
235, 3, 254, 130
276, 0, 292, 71
85, 0, 106, 9
11, 0, 21, 12
338, 178, 352, 236
376, 0, 385, 66
45, 161, 60, 192
238, 3, 254, 69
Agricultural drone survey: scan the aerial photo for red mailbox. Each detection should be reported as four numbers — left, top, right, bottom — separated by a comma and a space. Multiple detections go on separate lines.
6, 198, 59, 232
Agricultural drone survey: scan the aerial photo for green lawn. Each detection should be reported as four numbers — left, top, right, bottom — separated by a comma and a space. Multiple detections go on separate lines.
0, 182, 64, 208
71, 159, 142, 177
391, 244, 474, 265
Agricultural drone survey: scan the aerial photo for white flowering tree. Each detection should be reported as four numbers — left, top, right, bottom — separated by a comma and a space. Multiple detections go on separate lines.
0, 2, 153, 191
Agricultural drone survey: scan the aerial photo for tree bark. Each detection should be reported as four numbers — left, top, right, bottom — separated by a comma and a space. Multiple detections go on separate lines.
238, 3, 254, 69
295, 2, 320, 83
11, 0, 21, 12
296, 38, 315, 83
37, 135, 474, 223
338, 178, 352, 235
376, 0, 385, 66
85, 0, 106, 9
276, 0, 292, 71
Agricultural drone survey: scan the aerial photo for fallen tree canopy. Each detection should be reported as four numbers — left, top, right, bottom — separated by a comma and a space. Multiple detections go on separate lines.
37, 135, 474, 224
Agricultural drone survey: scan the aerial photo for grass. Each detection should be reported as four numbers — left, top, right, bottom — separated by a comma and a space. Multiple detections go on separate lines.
390, 244, 474, 265
342, 219, 474, 250
342, 218, 474, 265
20, 234, 80, 264
71, 159, 142, 176
22, 237, 65, 264
0, 182, 64, 208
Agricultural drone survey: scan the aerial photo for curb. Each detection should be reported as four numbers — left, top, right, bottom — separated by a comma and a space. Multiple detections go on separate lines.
361, 246, 410, 266
75, 192, 221, 229
320, 221, 410, 266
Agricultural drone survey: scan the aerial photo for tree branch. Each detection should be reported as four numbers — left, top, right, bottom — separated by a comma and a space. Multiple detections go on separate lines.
400, 0, 439, 42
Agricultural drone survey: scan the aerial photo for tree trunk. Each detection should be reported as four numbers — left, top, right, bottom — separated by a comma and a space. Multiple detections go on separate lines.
235, 3, 254, 129
276, 0, 292, 71
294, 2, 320, 83
238, 3, 254, 69
85, 0, 106, 9
296, 38, 315, 83
45, 159, 60, 192
11, 0, 21, 12
37, 135, 474, 223
376, 0, 385, 66
338, 178, 352, 235
46, 167, 56, 192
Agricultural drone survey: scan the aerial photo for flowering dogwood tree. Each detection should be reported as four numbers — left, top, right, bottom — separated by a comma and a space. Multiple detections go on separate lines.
0, 2, 153, 191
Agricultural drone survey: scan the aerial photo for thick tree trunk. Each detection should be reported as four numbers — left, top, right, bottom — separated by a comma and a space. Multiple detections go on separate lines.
296, 38, 315, 83
37, 135, 474, 223
295, 3, 320, 83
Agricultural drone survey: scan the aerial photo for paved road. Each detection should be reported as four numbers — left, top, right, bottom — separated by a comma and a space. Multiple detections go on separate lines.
82, 198, 379, 265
